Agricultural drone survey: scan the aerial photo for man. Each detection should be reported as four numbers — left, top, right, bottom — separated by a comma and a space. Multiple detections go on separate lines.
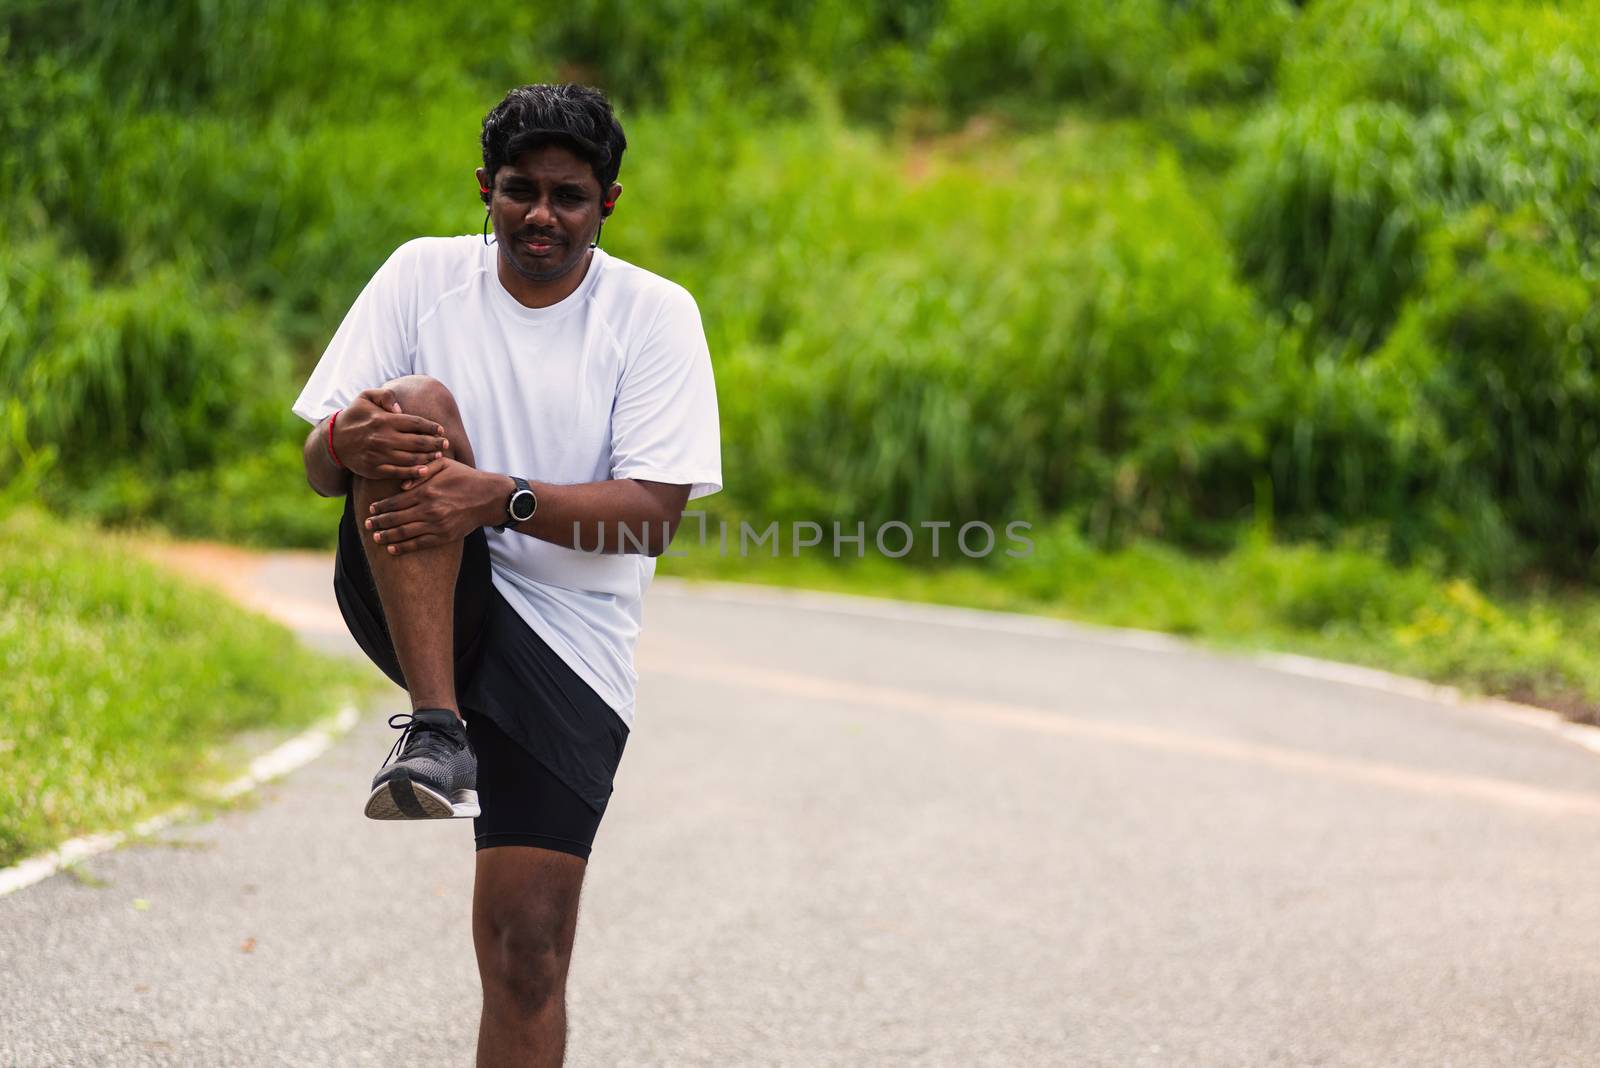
291, 83, 721, 1067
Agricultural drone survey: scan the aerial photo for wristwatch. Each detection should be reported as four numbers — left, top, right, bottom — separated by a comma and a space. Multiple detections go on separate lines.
496, 476, 537, 532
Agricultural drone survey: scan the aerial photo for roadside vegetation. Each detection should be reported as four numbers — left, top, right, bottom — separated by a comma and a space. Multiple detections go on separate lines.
662, 522, 1600, 723
0, 508, 367, 866
3, 1, 1599, 722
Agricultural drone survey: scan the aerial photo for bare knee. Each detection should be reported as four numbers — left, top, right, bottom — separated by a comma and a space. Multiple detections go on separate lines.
479, 909, 570, 1016
382, 375, 474, 467
384, 375, 460, 425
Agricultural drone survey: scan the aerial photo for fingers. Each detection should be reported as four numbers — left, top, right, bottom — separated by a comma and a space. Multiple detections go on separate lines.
367, 520, 431, 546
382, 449, 443, 468
367, 457, 448, 503
377, 416, 448, 457
346, 395, 450, 460
400, 456, 449, 490
370, 463, 435, 481
387, 413, 446, 438
353, 392, 436, 434
367, 488, 419, 519
379, 532, 448, 555
371, 442, 445, 469
363, 509, 450, 554
358, 388, 401, 414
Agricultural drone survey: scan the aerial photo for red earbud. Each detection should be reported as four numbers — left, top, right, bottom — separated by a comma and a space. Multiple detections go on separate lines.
480, 186, 491, 195
603, 200, 615, 210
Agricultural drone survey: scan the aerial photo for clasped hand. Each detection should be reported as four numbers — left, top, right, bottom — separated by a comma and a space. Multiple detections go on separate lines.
332, 388, 504, 554
332, 389, 449, 480
364, 456, 500, 555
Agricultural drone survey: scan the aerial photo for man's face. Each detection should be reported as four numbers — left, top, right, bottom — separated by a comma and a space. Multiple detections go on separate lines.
479, 143, 606, 285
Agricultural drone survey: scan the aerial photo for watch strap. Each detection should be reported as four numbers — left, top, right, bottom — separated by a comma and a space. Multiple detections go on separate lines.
496, 476, 536, 533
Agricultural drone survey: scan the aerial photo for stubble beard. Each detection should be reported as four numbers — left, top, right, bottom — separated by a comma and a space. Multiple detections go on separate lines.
498, 231, 593, 285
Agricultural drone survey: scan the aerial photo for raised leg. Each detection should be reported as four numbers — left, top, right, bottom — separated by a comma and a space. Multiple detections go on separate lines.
354, 374, 477, 715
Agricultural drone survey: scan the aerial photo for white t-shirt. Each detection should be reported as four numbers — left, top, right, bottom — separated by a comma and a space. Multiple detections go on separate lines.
292, 237, 722, 726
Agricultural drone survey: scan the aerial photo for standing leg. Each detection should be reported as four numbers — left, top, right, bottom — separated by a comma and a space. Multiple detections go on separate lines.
473, 847, 588, 1068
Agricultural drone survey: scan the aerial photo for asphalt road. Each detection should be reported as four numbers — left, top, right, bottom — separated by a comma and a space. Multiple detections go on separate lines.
5, 553, 1600, 1067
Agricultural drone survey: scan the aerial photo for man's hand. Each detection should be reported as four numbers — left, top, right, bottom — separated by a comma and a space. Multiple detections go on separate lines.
363, 459, 506, 555
374, 457, 692, 556
333, 389, 450, 481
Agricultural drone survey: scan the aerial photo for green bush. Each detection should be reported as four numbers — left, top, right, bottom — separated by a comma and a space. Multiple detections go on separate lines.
1229, 101, 1444, 347
928, 0, 1294, 119
0, 237, 339, 541
1277, 0, 1496, 115
0, 240, 286, 470
1445, 81, 1600, 262
926, 0, 1169, 117
4, 0, 1600, 588
537, 0, 1295, 121
156, 439, 346, 548
1231, 0, 1600, 349
1381, 211, 1600, 577
1257, 336, 1431, 545
606, 114, 1273, 546
1165, 0, 1297, 104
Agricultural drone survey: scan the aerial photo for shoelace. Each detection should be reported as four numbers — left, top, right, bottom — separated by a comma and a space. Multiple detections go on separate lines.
381, 712, 460, 769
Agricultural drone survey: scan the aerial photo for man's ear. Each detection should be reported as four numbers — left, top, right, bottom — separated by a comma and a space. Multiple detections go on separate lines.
475, 167, 492, 206
602, 182, 623, 217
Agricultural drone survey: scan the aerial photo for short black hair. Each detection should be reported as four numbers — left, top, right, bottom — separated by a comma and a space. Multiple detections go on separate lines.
480, 84, 627, 199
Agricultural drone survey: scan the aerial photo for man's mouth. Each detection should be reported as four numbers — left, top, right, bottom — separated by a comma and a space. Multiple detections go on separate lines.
518, 235, 563, 254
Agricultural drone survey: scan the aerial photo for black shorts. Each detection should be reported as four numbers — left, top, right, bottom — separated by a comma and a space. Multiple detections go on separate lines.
332, 496, 629, 860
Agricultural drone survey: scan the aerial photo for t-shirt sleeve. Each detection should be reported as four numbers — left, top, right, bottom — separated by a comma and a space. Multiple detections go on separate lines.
290, 243, 418, 425
609, 286, 723, 500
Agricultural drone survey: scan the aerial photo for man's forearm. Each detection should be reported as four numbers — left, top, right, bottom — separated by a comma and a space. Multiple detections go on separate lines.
353, 459, 690, 557
501, 477, 688, 556
302, 417, 352, 498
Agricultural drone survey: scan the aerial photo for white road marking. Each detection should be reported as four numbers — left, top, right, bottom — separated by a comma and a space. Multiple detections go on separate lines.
0, 706, 359, 897
654, 578, 1600, 758
640, 646, 1600, 817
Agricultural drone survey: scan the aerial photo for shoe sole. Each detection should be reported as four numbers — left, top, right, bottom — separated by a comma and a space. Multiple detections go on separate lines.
364, 769, 480, 820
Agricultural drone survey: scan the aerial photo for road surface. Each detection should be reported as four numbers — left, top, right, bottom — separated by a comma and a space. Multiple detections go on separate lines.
4, 551, 1600, 1066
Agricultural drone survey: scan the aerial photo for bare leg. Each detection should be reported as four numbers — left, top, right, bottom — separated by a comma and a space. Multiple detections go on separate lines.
354, 375, 477, 716
474, 847, 587, 1068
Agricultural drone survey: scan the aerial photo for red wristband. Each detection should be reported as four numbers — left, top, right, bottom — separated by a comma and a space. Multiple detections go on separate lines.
326, 408, 345, 469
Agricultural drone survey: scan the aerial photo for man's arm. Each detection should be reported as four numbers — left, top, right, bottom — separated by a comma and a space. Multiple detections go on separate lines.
511, 477, 692, 556
302, 416, 352, 498
299, 390, 449, 498
360, 458, 691, 557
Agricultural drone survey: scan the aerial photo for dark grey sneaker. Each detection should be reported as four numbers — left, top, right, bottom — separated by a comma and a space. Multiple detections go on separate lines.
364, 709, 479, 820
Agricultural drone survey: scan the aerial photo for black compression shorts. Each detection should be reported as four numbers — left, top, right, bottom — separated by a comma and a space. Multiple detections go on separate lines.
332, 495, 628, 860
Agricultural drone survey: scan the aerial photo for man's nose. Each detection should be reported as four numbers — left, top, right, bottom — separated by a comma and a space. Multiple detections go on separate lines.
524, 195, 557, 227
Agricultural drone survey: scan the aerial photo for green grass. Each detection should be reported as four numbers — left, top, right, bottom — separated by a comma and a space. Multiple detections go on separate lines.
659, 517, 1600, 724
0, 508, 370, 866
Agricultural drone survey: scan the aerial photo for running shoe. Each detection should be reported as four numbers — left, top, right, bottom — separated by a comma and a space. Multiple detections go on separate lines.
364, 709, 480, 820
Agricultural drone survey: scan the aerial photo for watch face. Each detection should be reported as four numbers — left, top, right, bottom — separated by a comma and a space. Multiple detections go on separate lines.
510, 489, 537, 522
